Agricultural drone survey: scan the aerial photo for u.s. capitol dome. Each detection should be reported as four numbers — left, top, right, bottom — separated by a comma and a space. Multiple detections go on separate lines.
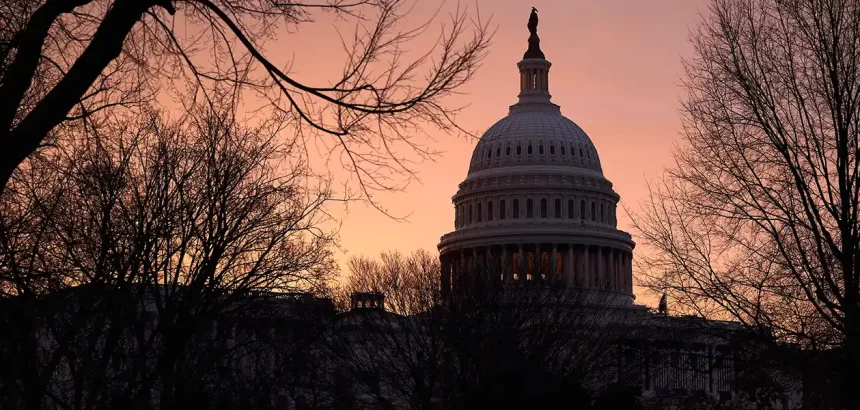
438, 15, 635, 307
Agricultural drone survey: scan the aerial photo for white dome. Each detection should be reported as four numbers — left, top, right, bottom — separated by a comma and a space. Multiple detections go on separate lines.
468, 110, 602, 175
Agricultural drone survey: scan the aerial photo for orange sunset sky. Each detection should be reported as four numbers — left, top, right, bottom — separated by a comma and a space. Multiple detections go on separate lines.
275, 0, 711, 306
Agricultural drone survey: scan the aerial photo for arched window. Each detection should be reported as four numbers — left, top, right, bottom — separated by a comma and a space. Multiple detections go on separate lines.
550, 145, 555, 155
506, 146, 511, 156
527, 199, 534, 218
513, 199, 520, 219
600, 203, 604, 222
487, 149, 491, 159
527, 145, 533, 155
568, 199, 574, 219
469, 204, 473, 224
540, 199, 547, 218
488, 201, 494, 221
590, 202, 596, 221
561, 146, 566, 156
586, 150, 591, 159
579, 148, 584, 157
539, 145, 544, 155
496, 147, 501, 157
554, 199, 561, 218
477, 203, 483, 222
517, 146, 522, 155
580, 200, 586, 220
500, 200, 506, 220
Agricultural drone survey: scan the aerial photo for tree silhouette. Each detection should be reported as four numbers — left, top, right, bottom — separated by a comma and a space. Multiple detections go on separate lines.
632, 0, 860, 407
330, 250, 626, 410
0, 101, 336, 408
0, 0, 491, 202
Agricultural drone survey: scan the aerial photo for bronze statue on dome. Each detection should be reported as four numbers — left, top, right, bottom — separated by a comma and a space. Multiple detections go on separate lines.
528, 7, 539, 35
523, 7, 545, 59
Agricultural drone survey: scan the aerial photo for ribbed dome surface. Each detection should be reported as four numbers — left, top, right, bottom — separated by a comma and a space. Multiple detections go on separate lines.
468, 111, 602, 175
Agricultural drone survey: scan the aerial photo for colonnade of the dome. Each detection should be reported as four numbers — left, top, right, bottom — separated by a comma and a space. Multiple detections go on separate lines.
440, 243, 632, 299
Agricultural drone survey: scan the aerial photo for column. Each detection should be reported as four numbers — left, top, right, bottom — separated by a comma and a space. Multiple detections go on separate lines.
551, 244, 558, 282
621, 252, 628, 293
441, 253, 451, 298
606, 249, 613, 289
596, 247, 604, 288
544, 68, 549, 91
460, 249, 466, 284
503, 246, 512, 285
608, 249, 616, 290
566, 245, 575, 287
628, 252, 634, 293
488, 245, 495, 283
518, 244, 526, 284
583, 246, 590, 287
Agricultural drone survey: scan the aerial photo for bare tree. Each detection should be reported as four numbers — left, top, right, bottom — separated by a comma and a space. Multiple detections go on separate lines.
0, 0, 491, 201
0, 102, 336, 409
329, 250, 627, 410
631, 0, 860, 406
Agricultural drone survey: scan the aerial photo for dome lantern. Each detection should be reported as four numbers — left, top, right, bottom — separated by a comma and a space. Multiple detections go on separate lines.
513, 7, 558, 114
